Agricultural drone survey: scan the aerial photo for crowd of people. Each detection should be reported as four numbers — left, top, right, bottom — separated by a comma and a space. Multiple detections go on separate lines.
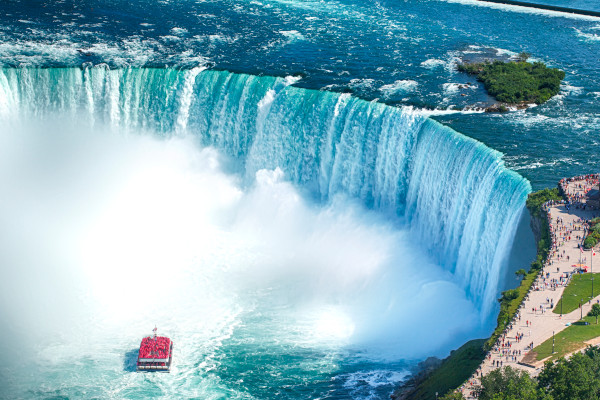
458, 175, 600, 399
138, 336, 172, 360
559, 173, 600, 208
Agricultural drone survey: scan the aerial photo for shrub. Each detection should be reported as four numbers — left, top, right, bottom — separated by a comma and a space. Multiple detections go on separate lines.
501, 289, 519, 302
584, 236, 598, 249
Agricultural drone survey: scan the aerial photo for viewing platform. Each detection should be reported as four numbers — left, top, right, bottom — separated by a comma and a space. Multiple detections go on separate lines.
460, 174, 600, 398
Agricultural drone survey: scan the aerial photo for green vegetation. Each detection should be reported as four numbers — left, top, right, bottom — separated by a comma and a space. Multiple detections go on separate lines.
439, 392, 466, 400
553, 273, 600, 314
457, 59, 565, 104
527, 188, 562, 219
534, 316, 600, 361
486, 270, 537, 350
485, 188, 562, 351
472, 352, 600, 400
470, 350, 600, 400
394, 339, 486, 400
476, 367, 550, 400
539, 347, 600, 400
589, 303, 600, 324
526, 188, 562, 270
397, 187, 567, 400
584, 217, 600, 249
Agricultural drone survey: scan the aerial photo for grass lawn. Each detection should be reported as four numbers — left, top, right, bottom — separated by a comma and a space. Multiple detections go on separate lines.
534, 315, 600, 361
553, 273, 600, 315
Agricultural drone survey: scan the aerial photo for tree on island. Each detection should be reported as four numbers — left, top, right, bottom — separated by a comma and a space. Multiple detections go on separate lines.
517, 51, 530, 62
588, 303, 600, 324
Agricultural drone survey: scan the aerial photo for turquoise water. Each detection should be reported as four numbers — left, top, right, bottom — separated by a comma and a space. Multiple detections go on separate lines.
1, 0, 598, 189
0, 0, 596, 398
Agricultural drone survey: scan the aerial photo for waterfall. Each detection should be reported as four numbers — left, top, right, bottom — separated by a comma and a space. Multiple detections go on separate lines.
0, 66, 531, 315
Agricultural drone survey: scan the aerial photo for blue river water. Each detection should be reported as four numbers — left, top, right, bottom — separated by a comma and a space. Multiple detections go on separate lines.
0, 0, 597, 399
1, 0, 599, 190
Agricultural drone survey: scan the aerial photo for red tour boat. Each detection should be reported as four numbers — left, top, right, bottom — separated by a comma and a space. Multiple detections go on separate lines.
137, 327, 173, 372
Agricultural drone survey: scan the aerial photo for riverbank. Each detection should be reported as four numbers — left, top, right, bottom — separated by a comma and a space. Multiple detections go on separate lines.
476, 0, 600, 18
456, 176, 600, 398
392, 178, 600, 399
391, 188, 558, 399
391, 340, 486, 400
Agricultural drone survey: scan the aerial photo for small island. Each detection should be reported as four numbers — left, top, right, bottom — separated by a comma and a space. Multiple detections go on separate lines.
458, 53, 565, 111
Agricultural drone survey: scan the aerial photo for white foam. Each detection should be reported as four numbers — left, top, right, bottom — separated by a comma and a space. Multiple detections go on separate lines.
561, 83, 584, 95
416, 107, 486, 116
421, 58, 446, 69
160, 34, 181, 42
284, 75, 302, 85
574, 27, 600, 41
442, 82, 478, 95
343, 369, 409, 389
171, 27, 189, 36
510, 157, 577, 171
443, 0, 600, 21
279, 30, 306, 42
379, 80, 418, 96
495, 47, 517, 57
349, 78, 376, 90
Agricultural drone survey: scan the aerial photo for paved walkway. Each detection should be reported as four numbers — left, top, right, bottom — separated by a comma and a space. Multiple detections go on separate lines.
459, 177, 600, 398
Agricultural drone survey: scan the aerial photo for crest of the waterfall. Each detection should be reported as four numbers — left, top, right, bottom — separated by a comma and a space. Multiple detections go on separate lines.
175, 66, 206, 134
0, 69, 18, 120
0, 66, 531, 318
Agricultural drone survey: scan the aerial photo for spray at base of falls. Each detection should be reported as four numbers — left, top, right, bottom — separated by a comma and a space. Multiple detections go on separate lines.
0, 66, 531, 316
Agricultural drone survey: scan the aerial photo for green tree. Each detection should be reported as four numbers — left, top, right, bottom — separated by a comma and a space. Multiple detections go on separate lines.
588, 303, 600, 324
538, 349, 600, 400
585, 236, 598, 250
515, 269, 527, 279
500, 289, 519, 302
476, 367, 549, 400
440, 391, 466, 400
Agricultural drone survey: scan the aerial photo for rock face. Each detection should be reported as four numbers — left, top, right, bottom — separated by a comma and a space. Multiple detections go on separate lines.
454, 102, 532, 113
529, 210, 543, 245
484, 103, 509, 113
390, 357, 443, 400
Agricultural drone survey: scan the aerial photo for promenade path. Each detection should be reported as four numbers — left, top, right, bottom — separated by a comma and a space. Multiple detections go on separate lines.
459, 177, 600, 398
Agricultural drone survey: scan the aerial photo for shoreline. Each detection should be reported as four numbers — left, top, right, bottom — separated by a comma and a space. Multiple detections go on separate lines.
393, 174, 600, 399
476, 0, 600, 17
459, 174, 600, 398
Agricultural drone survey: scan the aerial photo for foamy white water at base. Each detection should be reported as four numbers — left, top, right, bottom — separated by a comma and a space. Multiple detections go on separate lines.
0, 122, 481, 399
